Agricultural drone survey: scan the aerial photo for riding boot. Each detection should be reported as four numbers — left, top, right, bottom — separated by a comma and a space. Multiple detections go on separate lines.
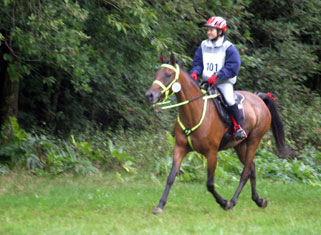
228, 103, 247, 140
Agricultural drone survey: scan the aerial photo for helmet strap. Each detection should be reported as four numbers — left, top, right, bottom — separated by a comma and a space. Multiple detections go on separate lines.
211, 29, 222, 42
211, 34, 220, 42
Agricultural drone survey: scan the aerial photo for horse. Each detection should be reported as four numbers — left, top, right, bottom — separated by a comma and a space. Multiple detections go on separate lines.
145, 53, 289, 214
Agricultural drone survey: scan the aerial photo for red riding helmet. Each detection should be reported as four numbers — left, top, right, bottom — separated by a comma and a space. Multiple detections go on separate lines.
205, 16, 227, 32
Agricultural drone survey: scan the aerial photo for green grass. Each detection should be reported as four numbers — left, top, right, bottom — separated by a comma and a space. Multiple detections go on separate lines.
0, 173, 320, 235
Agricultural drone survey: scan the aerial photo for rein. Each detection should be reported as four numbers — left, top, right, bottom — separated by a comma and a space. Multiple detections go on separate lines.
154, 93, 205, 110
153, 63, 219, 150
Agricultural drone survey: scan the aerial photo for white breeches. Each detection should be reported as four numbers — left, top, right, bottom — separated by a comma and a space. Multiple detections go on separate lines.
216, 82, 235, 106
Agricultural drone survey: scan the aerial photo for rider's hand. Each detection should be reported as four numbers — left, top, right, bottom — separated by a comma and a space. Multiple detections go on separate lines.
208, 74, 218, 86
190, 72, 198, 81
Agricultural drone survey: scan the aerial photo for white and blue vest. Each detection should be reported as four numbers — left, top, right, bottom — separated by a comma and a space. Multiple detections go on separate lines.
200, 37, 237, 84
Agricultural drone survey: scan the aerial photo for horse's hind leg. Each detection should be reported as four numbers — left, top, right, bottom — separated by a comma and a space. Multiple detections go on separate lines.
206, 150, 229, 209
250, 162, 268, 208
235, 143, 268, 208
225, 140, 261, 210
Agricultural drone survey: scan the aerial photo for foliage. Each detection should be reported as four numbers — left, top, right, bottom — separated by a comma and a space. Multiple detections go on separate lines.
0, 0, 320, 179
236, 0, 321, 150
279, 93, 321, 150
0, 164, 9, 175
1, 0, 319, 148
0, 117, 99, 175
0, 117, 142, 175
255, 147, 321, 184
3, 120, 320, 186
151, 133, 321, 185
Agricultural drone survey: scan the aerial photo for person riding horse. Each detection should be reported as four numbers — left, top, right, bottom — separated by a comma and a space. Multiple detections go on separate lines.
190, 16, 247, 140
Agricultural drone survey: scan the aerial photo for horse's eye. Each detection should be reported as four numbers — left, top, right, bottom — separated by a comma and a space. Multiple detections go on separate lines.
165, 73, 172, 79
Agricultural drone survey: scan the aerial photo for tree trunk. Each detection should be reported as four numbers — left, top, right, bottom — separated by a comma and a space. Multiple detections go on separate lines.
0, 44, 19, 128
46, 77, 61, 133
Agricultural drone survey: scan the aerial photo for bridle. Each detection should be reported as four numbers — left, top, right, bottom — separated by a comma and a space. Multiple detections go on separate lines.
152, 64, 180, 103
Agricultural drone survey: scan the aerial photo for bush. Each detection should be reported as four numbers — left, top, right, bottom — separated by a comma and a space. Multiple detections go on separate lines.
0, 117, 100, 175
1, 117, 320, 186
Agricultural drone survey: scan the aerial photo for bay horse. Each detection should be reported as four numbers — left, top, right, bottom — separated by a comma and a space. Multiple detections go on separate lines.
146, 53, 288, 214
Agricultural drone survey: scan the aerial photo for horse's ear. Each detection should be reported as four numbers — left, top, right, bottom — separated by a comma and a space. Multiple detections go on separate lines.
170, 52, 176, 66
160, 54, 166, 63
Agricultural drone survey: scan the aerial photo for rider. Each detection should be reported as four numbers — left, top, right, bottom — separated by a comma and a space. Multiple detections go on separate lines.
190, 16, 247, 140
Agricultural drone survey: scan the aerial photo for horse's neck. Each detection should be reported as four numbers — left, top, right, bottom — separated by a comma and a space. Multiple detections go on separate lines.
176, 72, 204, 125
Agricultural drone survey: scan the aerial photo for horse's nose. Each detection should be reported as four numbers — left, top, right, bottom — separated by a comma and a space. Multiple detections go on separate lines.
145, 90, 154, 103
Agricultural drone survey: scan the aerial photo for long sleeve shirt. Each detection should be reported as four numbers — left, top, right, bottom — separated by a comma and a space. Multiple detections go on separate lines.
190, 37, 241, 83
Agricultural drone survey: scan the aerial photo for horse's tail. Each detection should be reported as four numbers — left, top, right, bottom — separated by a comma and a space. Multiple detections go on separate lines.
255, 92, 292, 157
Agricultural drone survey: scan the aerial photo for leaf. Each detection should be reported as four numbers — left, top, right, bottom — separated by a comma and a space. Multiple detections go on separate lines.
3, 53, 13, 62
7, 63, 21, 81
43, 76, 56, 86
0, 33, 3, 44
3, 0, 12, 6
9, 117, 28, 141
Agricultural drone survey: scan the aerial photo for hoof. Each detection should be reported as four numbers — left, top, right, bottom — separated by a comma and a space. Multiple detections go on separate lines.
224, 200, 233, 211
259, 198, 268, 208
152, 207, 163, 214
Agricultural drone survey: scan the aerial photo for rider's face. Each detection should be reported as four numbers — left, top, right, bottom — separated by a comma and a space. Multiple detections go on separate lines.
207, 27, 219, 41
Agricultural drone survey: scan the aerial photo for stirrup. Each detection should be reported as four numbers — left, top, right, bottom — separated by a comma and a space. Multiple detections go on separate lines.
234, 126, 247, 140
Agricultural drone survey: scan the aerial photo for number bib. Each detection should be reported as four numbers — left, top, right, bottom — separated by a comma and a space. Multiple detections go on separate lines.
201, 38, 232, 80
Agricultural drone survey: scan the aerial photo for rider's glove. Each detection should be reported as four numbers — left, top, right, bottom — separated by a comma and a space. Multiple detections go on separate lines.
208, 73, 218, 86
190, 72, 198, 81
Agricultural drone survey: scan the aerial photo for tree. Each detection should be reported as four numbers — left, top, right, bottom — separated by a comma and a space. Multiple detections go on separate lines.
0, 0, 92, 131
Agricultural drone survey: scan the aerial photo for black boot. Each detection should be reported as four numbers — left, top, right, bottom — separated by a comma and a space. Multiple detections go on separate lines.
228, 104, 247, 140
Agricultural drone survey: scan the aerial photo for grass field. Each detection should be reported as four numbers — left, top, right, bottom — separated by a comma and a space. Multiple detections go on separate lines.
0, 173, 320, 235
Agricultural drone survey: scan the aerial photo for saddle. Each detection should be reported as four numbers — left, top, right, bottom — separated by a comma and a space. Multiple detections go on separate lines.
200, 82, 245, 149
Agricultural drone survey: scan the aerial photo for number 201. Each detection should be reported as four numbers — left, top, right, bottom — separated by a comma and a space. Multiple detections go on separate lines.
207, 63, 217, 72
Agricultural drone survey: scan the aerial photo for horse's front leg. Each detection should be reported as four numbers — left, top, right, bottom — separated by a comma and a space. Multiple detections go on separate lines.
153, 144, 187, 214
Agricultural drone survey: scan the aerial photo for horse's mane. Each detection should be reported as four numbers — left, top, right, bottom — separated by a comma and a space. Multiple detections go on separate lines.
181, 68, 199, 87
164, 59, 200, 88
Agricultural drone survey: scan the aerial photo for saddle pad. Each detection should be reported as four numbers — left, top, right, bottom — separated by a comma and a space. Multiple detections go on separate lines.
213, 92, 245, 127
